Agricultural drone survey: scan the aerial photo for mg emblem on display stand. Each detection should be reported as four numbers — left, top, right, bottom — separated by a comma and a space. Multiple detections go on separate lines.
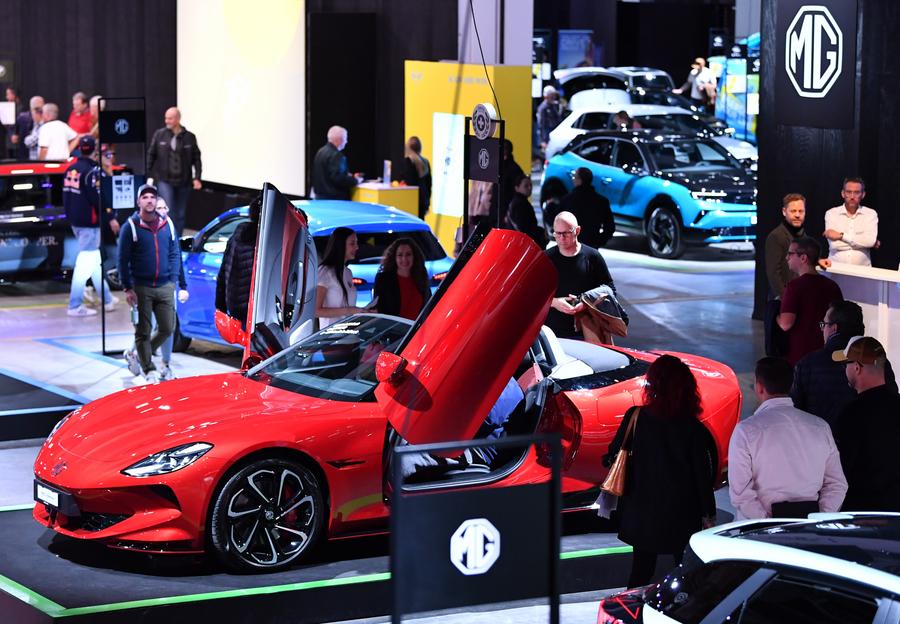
785, 5, 843, 98
477, 148, 490, 170
114, 118, 131, 135
449, 518, 501, 576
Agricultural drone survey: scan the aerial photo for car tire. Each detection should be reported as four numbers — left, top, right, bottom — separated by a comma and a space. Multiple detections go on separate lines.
209, 457, 325, 573
645, 204, 685, 259
539, 177, 568, 235
172, 317, 191, 353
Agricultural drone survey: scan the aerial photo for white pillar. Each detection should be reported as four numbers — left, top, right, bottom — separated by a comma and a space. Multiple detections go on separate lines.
458, 0, 533, 66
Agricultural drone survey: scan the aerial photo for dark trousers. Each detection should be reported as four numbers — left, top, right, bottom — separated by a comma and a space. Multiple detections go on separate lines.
764, 298, 788, 357
157, 181, 192, 236
134, 284, 175, 373
627, 545, 686, 589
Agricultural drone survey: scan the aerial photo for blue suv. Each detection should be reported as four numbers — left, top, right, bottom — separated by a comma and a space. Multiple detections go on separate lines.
541, 130, 756, 258
172, 200, 454, 350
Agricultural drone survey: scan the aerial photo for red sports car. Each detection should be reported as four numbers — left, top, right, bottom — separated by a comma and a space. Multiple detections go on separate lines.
33, 184, 741, 572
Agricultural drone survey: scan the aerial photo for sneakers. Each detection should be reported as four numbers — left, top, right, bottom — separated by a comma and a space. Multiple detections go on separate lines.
103, 295, 120, 312
82, 286, 98, 305
67, 305, 98, 317
159, 364, 176, 381
124, 349, 142, 376
143, 370, 160, 384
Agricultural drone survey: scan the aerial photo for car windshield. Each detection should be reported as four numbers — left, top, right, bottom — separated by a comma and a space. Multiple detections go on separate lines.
246, 314, 411, 401
312, 230, 446, 264
633, 113, 711, 135
630, 75, 673, 90
0, 174, 63, 214
634, 90, 697, 110
561, 75, 627, 97
646, 139, 740, 172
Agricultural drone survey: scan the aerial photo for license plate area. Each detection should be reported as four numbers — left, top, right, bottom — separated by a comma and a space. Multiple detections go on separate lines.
34, 480, 80, 516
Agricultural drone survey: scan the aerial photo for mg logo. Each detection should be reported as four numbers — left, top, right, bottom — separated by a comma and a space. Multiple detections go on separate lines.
114, 118, 130, 135
785, 5, 843, 98
477, 148, 490, 170
449, 518, 500, 576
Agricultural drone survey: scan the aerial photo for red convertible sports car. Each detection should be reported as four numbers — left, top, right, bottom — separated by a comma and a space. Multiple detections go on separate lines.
33, 184, 741, 572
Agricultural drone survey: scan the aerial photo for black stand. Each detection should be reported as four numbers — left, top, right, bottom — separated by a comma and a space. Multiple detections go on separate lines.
462, 117, 506, 243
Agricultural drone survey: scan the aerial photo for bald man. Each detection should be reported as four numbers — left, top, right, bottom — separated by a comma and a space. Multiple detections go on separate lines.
545, 211, 616, 339
311, 125, 360, 200
147, 107, 202, 235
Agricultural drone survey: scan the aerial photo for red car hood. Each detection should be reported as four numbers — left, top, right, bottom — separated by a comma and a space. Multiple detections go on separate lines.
51, 373, 327, 462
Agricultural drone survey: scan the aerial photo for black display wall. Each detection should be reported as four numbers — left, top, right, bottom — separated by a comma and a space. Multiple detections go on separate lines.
0, 0, 176, 155
753, 0, 900, 319
305, 0, 458, 190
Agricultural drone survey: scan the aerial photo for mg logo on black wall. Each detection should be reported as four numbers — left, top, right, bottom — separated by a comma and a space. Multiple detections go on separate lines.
785, 5, 843, 98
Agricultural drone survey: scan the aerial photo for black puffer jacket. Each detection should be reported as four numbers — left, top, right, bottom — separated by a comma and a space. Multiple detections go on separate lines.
216, 221, 257, 326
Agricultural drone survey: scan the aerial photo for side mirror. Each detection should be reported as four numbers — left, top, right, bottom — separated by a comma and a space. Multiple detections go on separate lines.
215, 309, 247, 346
180, 236, 194, 252
375, 351, 408, 385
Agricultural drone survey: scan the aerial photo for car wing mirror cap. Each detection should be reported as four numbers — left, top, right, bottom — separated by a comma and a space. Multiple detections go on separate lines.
376, 351, 408, 385
180, 236, 194, 252
215, 309, 248, 346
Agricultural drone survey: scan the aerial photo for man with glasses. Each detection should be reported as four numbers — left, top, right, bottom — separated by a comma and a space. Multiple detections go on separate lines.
545, 211, 615, 339
832, 337, 900, 511
777, 236, 843, 365
823, 177, 878, 266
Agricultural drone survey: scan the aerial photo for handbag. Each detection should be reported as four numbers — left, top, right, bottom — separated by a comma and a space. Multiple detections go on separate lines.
601, 408, 640, 497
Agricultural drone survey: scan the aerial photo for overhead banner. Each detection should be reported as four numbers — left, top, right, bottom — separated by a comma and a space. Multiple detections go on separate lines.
774, 0, 857, 128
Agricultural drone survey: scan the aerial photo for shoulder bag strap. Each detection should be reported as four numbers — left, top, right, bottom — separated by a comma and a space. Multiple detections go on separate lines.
623, 407, 640, 451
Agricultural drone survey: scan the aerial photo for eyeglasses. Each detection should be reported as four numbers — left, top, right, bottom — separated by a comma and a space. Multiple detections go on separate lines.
102, 151, 115, 158
553, 229, 577, 238
818, 321, 836, 330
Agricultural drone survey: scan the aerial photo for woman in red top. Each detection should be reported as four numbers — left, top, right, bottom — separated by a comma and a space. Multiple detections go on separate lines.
373, 238, 430, 320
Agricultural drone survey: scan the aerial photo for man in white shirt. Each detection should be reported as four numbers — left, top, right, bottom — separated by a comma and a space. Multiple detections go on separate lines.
823, 177, 878, 266
728, 357, 847, 520
37, 103, 78, 161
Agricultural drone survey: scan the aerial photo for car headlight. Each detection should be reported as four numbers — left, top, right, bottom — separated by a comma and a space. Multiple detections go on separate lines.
122, 442, 213, 477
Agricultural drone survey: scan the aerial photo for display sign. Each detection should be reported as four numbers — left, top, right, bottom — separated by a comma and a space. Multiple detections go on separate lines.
391, 435, 560, 622
467, 136, 500, 183
0, 59, 15, 85
431, 112, 465, 217
111, 174, 136, 209
98, 109, 146, 144
775, 0, 857, 128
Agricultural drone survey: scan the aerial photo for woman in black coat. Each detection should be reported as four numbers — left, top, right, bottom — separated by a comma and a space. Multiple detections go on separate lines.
400, 136, 432, 220
215, 197, 260, 328
373, 238, 430, 320
603, 354, 717, 588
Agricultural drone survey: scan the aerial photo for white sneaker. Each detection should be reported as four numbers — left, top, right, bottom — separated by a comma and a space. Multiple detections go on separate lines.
159, 364, 176, 381
67, 305, 98, 317
104, 295, 120, 312
143, 370, 160, 384
82, 286, 98, 305
124, 349, 142, 376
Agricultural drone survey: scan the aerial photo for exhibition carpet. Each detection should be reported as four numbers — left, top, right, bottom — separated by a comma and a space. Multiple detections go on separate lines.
0, 370, 86, 442
0, 507, 634, 623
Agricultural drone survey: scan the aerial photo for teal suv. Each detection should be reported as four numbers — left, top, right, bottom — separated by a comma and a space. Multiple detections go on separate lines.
541, 130, 757, 258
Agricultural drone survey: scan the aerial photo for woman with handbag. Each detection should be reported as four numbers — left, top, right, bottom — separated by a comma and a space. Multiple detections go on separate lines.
602, 354, 718, 588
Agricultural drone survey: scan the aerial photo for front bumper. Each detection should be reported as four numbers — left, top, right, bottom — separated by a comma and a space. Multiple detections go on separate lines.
685, 201, 756, 244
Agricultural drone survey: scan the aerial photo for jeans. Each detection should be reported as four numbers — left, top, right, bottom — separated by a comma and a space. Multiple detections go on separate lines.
69, 227, 113, 309
157, 181, 192, 236
134, 283, 176, 373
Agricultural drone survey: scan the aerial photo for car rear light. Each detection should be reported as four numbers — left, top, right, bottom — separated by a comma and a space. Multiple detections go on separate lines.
535, 392, 582, 469
352, 277, 367, 286
431, 272, 447, 282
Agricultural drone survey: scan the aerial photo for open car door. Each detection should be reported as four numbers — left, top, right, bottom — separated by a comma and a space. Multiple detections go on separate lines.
375, 225, 556, 445
220, 182, 317, 368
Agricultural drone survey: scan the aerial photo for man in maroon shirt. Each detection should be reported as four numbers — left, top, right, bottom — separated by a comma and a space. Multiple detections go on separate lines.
778, 236, 843, 365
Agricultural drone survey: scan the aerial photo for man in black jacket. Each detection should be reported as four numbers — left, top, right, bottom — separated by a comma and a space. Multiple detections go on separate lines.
833, 337, 900, 511
147, 107, 202, 236
763, 193, 807, 356
311, 126, 359, 200
216, 197, 260, 328
558, 167, 615, 249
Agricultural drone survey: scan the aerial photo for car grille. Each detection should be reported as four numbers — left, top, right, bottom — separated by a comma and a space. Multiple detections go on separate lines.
723, 191, 756, 205
77, 511, 132, 532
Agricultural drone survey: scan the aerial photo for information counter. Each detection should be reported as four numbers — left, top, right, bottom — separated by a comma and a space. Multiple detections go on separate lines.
351, 182, 419, 217
827, 263, 900, 363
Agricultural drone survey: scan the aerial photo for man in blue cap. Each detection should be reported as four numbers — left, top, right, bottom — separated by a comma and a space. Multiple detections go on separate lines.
63, 135, 117, 316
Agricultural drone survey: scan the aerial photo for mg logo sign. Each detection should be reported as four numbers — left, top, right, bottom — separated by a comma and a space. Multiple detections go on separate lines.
785, 5, 843, 98
114, 118, 130, 135
449, 518, 500, 576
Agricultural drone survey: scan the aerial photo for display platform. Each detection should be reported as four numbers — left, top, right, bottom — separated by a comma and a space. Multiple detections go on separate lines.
0, 370, 85, 442
0, 506, 633, 623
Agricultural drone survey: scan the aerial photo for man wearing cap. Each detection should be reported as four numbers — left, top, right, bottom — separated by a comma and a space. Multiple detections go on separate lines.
833, 336, 900, 511
118, 184, 179, 384
676, 58, 716, 111
536, 85, 564, 156
63, 136, 117, 316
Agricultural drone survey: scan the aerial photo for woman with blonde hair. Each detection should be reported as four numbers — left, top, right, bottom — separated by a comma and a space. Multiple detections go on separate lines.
401, 136, 431, 219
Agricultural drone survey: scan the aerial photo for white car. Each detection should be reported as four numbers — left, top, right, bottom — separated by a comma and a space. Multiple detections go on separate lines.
545, 104, 758, 167
597, 512, 900, 623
